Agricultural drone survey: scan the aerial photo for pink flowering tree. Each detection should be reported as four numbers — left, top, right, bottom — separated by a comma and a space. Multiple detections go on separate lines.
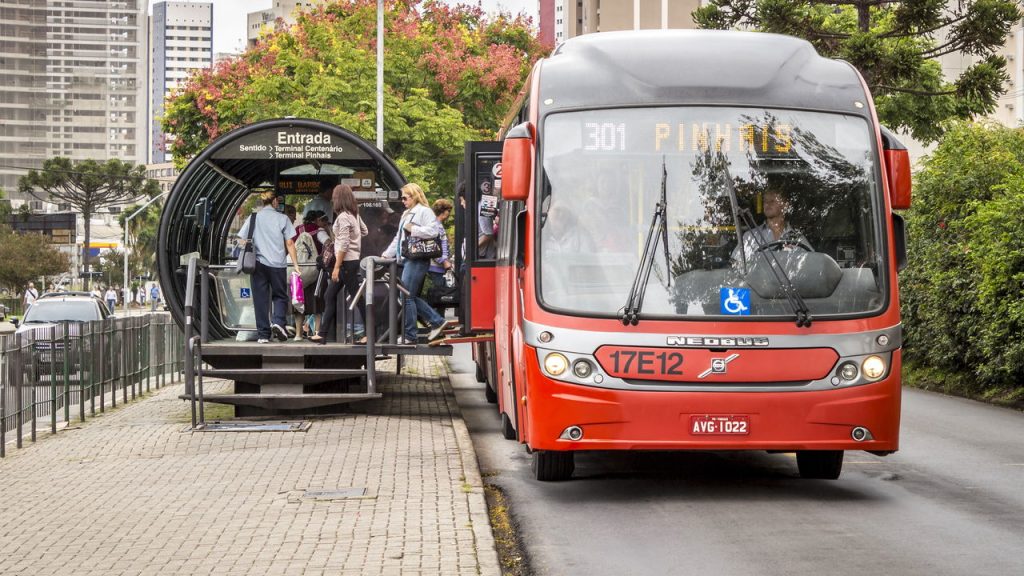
163, 0, 548, 198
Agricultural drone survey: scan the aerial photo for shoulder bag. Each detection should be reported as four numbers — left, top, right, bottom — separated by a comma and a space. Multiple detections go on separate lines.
236, 213, 257, 274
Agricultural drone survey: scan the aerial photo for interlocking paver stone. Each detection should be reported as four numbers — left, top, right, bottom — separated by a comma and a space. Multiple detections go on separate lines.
0, 354, 498, 576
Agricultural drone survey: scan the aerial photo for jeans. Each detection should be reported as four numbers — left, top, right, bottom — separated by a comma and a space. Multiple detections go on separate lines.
319, 260, 365, 341
251, 262, 288, 340
399, 258, 443, 341
107, 300, 115, 314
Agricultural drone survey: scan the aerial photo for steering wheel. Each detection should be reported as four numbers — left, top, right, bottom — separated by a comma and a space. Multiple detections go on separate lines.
755, 239, 814, 253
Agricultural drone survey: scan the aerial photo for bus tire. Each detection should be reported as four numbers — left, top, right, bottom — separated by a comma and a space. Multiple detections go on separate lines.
485, 378, 498, 404
501, 412, 516, 440
532, 450, 574, 481
796, 450, 844, 480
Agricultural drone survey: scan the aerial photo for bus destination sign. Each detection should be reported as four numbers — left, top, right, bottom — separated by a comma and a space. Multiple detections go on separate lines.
214, 128, 361, 161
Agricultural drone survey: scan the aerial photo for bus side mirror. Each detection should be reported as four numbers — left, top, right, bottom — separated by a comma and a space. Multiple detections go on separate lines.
884, 149, 911, 210
879, 126, 911, 210
501, 122, 534, 202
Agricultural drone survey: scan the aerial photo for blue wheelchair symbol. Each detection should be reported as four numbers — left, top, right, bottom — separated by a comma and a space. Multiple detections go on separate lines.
240, 288, 252, 299
720, 287, 750, 315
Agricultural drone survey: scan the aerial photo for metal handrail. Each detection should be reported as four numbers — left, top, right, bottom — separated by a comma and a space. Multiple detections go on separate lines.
1, 314, 184, 457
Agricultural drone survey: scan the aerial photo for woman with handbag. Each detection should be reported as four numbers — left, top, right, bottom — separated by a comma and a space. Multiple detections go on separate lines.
382, 183, 448, 344
311, 185, 366, 344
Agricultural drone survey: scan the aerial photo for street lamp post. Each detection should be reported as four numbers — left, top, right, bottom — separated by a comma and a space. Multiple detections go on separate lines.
123, 193, 167, 314
376, 0, 384, 151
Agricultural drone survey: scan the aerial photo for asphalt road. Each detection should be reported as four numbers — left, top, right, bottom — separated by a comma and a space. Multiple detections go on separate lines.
449, 345, 1024, 576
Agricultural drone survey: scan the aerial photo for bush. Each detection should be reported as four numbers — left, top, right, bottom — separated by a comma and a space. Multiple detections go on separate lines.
901, 121, 1024, 391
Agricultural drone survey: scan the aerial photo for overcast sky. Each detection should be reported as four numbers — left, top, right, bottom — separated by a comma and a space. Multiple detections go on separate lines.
149, 1, 538, 54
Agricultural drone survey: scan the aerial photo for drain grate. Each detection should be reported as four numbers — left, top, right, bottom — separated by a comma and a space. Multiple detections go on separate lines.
190, 421, 311, 432
303, 488, 368, 500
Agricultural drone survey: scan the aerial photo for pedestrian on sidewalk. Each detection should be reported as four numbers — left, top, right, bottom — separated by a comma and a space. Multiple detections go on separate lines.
104, 286, 117, 314
238, 190, 301, 344
150, 284, 160, 312
24, 281, 39, 309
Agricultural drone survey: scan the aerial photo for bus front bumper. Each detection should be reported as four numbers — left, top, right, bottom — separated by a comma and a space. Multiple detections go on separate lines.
523, 347, 901, 453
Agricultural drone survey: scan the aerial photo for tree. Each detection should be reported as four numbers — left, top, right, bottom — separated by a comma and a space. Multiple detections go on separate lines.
163, 0, 547, 201
18, 158, 161, 290
694, 0, 1022, 142
900, 121, 1024, 396
118, 202, 162, 282
0, 226, 70, 294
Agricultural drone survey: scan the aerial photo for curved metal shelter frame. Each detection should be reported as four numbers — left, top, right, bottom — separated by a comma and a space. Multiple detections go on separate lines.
158, 118, 406, 339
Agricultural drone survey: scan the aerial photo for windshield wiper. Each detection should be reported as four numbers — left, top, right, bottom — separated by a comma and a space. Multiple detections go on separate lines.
621, 158, 671, 326
721, 163, 812, 328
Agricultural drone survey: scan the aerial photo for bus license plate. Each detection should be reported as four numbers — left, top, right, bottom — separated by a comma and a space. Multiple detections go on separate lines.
690, 415, 749, 435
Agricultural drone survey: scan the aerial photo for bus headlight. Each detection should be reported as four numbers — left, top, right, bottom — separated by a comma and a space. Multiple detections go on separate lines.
544, 353, 569, 376
861, 356, 886, 380
572, 359, 593, 378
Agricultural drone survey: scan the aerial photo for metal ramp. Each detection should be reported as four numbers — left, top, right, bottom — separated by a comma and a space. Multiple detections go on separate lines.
180, 256, 452, 425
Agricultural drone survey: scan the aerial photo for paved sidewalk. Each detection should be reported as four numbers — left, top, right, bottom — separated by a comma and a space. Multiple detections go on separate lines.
0, 355, 498, 576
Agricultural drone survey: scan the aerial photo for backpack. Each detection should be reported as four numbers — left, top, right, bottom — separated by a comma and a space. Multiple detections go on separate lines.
295, 231, 320, 285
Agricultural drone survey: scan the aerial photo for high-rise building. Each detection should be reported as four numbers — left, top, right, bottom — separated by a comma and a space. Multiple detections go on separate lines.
555, 0, 702, 43
149, 2, 213, 164
247, 1, 325, 48
0, 0, 147, 201
539, 0, 556, 48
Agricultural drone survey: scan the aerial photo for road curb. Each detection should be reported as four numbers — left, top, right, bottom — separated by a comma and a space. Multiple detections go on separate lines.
442, 358, 502, 576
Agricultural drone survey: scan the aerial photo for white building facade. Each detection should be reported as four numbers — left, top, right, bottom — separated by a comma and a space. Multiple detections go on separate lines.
0, 0, 148, 201
149, 1, 212, 164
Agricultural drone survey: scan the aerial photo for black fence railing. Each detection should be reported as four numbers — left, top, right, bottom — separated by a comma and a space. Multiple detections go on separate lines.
0, 314, 184, 457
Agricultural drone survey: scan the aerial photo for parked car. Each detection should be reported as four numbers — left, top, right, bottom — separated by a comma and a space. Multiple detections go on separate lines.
14, 292, 111, 383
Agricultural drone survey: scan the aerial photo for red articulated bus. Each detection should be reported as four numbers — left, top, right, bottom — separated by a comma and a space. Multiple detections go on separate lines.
459, 30, 912, 481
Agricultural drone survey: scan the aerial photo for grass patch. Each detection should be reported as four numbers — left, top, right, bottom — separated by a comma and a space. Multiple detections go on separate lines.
484, 483, 531, 576
903, 360, 1024, 411
171, 400, 235, 423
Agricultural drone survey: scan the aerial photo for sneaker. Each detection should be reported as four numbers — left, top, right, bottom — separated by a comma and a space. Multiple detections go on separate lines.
397, 337, 416, 345
257, 338, 271, 344
428, 320, 452, 342
271, 323, 288, 341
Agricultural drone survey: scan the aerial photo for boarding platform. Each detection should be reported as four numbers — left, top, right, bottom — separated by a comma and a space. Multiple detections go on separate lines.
179, 256, 452, 424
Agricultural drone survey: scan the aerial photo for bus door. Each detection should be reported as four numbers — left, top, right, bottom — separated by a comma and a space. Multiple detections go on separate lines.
458, 141, 503, 333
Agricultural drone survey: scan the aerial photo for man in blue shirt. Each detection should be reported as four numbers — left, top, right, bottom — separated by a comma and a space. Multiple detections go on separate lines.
238, 191, 301, 343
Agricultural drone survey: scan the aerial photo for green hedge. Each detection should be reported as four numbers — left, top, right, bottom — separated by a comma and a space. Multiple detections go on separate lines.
901, 121, 1024, 397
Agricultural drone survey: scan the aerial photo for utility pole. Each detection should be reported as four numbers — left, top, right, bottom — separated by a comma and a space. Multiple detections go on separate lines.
376, 0, 384, 151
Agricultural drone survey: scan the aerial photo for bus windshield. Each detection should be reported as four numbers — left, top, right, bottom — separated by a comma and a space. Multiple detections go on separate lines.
539, 107, 885, 319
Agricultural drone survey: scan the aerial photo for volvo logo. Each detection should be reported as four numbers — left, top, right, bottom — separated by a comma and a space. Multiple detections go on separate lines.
666, 336, 769, 347
698, 353, 740, 379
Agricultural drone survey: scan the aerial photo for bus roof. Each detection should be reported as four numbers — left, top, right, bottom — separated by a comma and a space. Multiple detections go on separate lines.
540, 30, 870, 117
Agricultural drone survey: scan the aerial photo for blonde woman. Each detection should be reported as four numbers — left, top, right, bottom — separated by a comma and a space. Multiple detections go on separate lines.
382, 183, 448, 344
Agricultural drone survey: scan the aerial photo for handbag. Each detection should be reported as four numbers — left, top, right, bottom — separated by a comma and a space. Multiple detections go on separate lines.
290, 271, 305, 314
235, 213, 257, 274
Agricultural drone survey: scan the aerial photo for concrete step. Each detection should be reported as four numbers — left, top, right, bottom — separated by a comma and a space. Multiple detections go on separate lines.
199, 368, 366, 385
178, 393, 382, 410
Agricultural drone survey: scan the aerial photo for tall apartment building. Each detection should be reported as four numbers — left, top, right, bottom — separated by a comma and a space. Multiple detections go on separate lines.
0, 0, 147, 202
551, 0, 702, 43
149, 2, 212, 164
247, 1, 325, 48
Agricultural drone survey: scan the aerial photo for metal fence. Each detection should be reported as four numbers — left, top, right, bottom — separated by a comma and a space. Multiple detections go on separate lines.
0, 314, 184, 457
1, 297, 22, 319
